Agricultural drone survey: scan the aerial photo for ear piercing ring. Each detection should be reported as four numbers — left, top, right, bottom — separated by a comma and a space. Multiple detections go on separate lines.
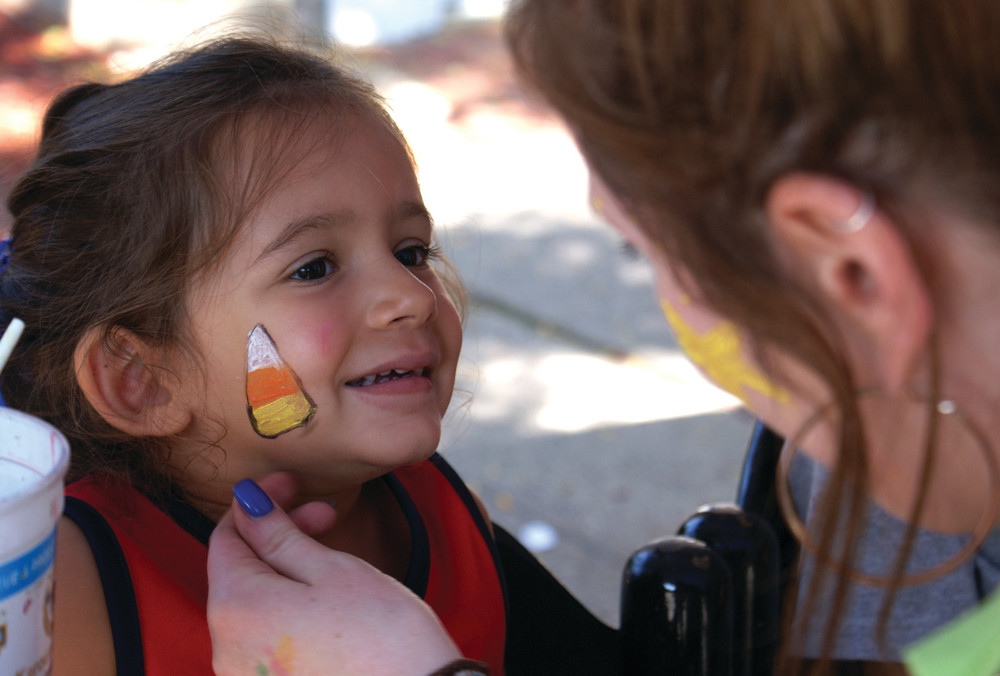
839, 192, 876, 233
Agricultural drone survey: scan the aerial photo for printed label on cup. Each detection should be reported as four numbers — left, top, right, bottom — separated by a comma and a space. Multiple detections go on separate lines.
0, 408, 70, 675
0, 529, 55, 674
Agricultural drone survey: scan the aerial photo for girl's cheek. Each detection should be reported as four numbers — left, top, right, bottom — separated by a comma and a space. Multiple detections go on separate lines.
320, 320, 335, 358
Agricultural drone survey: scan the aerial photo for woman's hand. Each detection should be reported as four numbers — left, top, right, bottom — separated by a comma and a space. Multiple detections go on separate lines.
207, 474, 462, 676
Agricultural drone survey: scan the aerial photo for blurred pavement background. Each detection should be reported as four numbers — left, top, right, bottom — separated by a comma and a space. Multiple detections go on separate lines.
0, 2, 756, 626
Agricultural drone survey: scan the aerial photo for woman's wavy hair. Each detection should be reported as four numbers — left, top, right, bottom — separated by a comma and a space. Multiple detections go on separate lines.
0, 33, 460, 500
507, 1, 1000, 673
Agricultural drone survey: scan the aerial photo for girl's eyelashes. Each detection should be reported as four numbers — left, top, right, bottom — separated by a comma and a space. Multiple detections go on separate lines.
285, 243, 440, 281
395, 243, 442, 268
289, 255, 336, 281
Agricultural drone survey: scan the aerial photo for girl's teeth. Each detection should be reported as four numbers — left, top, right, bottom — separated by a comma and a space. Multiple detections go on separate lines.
351, 368, 423, 387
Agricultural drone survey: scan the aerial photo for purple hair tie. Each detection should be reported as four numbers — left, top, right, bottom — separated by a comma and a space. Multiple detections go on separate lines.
0, 239, 10, 274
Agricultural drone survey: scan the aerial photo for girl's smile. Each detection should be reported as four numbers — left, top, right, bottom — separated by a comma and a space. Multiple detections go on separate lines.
345, 350, 438, 391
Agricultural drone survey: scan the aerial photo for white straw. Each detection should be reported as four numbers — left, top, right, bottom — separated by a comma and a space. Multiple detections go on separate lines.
0, 318, 25, 376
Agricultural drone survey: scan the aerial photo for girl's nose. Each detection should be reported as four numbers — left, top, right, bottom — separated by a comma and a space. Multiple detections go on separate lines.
365, 261, 438, 329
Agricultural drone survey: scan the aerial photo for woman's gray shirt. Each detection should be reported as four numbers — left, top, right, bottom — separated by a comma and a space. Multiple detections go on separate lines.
789, 453, 1000, 661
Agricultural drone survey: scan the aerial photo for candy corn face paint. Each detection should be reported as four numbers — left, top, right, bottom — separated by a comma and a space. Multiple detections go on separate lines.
660, 296, 790, 406
246, 325, 316, 438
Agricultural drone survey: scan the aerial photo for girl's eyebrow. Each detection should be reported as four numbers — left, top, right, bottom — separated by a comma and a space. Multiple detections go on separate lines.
255, 210, 355, 264
397, 200, 434, 226
255, 200, 434, 265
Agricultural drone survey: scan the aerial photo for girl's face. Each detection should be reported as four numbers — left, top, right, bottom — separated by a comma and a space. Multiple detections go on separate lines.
177, 114, 462, 496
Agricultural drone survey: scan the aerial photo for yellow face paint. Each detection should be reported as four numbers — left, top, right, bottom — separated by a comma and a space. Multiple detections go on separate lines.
246, 325, 315, 438
660, 298, 789, 406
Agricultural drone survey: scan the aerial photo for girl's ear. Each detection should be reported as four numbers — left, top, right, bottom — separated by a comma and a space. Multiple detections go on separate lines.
74, 327, 192, 437
765, 173, 933, 393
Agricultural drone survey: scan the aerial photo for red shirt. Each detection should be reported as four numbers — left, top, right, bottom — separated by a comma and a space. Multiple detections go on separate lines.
64, 453, 507, 675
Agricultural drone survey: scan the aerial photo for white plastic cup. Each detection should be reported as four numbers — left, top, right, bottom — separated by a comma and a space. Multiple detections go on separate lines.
0, 408, 70, 675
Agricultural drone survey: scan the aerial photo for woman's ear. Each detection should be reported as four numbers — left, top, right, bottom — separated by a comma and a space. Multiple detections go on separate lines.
765, 173, 933, 393
74, 327, 192, 437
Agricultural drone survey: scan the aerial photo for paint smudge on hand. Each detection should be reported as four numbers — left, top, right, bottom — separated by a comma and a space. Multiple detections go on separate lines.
255, 634, 296, 676
246, 325, 315, 438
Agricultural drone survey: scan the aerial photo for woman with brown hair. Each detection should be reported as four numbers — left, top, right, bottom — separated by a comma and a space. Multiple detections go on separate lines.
206, 2, 1000, 674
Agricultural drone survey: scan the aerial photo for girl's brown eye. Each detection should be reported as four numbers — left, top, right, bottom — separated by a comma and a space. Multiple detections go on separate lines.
395, 244, 440, 267
291, 257, 334, 281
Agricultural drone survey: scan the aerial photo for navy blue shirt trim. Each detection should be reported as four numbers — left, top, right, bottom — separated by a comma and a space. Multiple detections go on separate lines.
63, 496, 146, 676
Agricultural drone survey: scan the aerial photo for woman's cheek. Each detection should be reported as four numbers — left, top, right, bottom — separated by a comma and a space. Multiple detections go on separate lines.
658, 292, 791, 410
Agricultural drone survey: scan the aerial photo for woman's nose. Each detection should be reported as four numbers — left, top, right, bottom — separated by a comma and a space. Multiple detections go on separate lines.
365, 261, 438, 329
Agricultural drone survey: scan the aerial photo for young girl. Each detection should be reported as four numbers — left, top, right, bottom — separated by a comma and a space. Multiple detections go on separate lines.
0, 35, 505, 675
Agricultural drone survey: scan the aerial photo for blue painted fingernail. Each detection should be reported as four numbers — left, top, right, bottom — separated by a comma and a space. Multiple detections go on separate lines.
233, 479, 273, 518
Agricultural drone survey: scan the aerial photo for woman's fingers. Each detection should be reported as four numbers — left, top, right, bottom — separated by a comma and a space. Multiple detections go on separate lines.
227, 478, 339, 584
207, 477, 463, 676
252, 471, 299, 507
250, 473, 338, 537
286, 500, 338, 537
